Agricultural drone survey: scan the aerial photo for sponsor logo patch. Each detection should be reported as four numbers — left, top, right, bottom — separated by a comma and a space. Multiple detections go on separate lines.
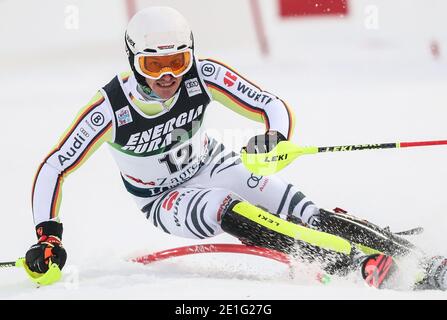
91, 112, 105, 127
126, 33, 135, 48
264, 154, 288, 162
247, 173, 263, 188
115, 106, 133, 127
236, 82, 273, 105
157, 44, 175, 50
217, 195, 233, 222
184, 78, 202, 97
58, 132, 87, 166
201, 63, 216, 77
223, 71, 237, 87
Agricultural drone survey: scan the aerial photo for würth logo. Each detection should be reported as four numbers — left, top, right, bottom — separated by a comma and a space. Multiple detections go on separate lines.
236, 83, 273, 105
223, 71, 237, 87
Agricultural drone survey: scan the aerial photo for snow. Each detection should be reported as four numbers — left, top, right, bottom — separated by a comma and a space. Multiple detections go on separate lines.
0, 0, 447, 299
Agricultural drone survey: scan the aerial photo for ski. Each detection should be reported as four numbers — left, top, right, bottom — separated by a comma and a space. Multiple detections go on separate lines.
393, 227, 424, 236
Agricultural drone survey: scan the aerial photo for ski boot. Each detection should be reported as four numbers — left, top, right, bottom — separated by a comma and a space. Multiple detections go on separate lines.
415, 256, 447, 291
360, 253, 398, 289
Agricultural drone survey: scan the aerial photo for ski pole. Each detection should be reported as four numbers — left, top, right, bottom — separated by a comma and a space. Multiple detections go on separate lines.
241, 139, 447, 175
315, 139, 447, 153
0, 260, 20, 268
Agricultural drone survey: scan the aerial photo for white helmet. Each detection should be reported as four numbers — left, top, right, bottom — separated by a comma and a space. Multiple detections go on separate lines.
125, 7, 194, 85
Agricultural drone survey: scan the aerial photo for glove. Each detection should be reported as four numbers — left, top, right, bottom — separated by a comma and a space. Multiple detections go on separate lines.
244, 130, 287, 154
25, 221, 67, 273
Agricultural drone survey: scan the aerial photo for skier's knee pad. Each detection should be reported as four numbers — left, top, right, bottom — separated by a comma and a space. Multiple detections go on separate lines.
220, 202, 357, 272
220, 200, 297, 254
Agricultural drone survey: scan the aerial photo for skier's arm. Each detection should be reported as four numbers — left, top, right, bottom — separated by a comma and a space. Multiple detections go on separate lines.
198, 58, 295, 140
31, 91, 113, 226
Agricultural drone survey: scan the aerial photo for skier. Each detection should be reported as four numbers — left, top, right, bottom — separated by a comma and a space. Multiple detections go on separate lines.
25, 6, 446, 290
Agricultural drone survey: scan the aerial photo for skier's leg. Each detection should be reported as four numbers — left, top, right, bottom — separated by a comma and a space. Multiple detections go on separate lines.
194, 145, 369, 270
194, 144, 424, 281
139, 183, 444, 289
218, 198, 357, 275
139, 182, 332, 262
141, 186, 240, 239
139, 181, 395, 281
196, 145, 417, 257
138, 177, 346, 264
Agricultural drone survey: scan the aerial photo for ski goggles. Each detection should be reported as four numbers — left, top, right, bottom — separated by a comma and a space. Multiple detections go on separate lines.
134, 49, 193, 80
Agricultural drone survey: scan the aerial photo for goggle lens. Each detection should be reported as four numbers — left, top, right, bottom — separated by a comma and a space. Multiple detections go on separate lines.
137, 51, 192, 79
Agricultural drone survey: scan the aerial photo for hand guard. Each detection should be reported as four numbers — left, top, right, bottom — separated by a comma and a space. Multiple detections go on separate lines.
25, 221, 67, 273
